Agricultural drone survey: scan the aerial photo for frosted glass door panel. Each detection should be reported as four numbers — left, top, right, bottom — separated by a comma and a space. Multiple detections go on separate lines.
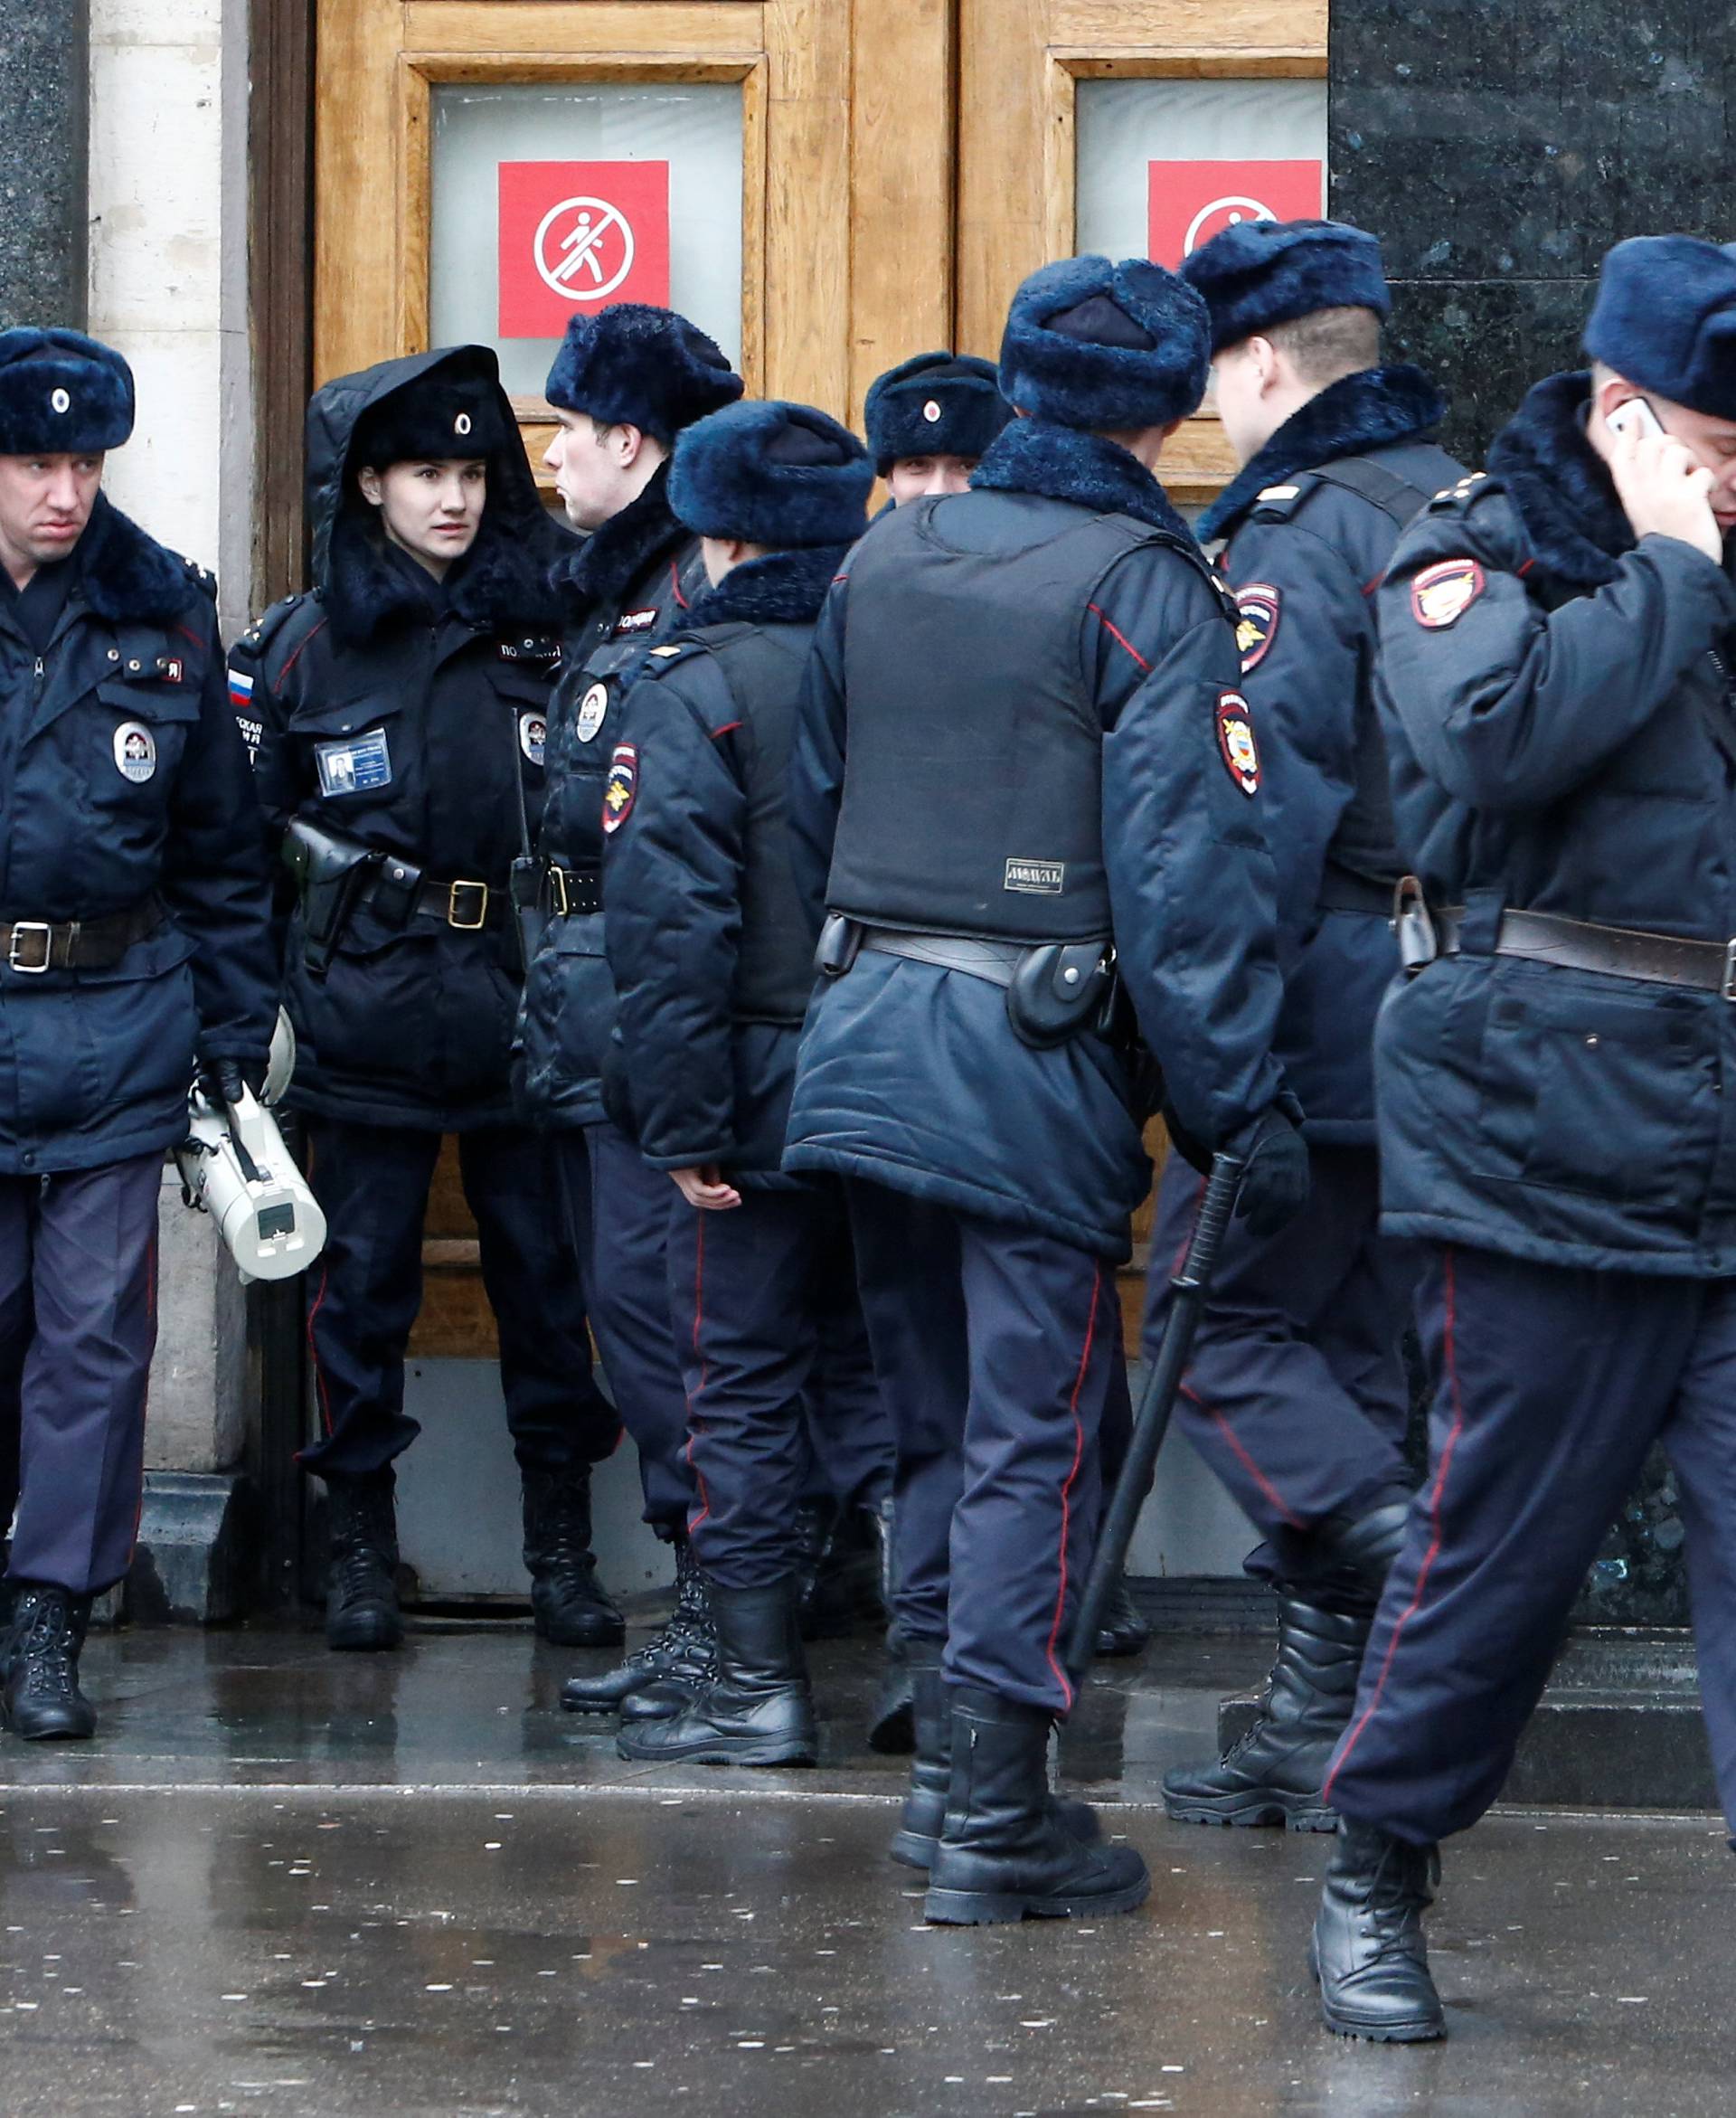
431, 83, 744, 396
1076, 80, 1327, 266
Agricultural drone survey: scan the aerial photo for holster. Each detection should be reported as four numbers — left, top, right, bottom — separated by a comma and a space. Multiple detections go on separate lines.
1005, 939, 1118, 1051
282, 817, 380, 978
509, 856, 548, 978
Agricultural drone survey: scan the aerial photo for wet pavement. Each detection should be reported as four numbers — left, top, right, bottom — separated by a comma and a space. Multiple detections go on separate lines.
2, 1614, 1732, 2116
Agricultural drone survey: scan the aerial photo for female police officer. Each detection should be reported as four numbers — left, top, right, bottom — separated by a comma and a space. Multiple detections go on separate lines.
231, 347, 621, 1656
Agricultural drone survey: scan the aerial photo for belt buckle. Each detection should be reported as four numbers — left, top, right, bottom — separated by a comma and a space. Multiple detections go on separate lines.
1723, 939, 1736, 1002
447, 880, 488, 930
6, 922, 52, 974
548, 866, 571, 919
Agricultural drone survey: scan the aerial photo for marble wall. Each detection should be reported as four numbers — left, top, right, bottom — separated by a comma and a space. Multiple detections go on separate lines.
0, 0, 89, 327
1331, 3, 1736, 463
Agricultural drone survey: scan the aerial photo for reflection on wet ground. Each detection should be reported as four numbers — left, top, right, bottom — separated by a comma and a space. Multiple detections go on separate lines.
0, 1616, 1730, 2116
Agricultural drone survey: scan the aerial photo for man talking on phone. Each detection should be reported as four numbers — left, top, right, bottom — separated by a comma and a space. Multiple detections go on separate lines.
1308, 234, 1736, 2042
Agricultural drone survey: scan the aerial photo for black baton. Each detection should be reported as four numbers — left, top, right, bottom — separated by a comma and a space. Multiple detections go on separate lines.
1064, 1151, 1244, 1691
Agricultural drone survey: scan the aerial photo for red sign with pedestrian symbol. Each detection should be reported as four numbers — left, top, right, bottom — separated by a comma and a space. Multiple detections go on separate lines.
1146, 160, 1325, 269
497, 161, 671, 338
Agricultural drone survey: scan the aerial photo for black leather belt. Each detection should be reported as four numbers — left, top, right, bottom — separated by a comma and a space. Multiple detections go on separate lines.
0, 898, 164, 974
1436, 904, 1736, 997
543, 864, 601, 919
858, 928, 1026, 988
362, 871, 508, 931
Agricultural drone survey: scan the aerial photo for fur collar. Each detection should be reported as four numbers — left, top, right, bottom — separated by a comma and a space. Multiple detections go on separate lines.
1200, 364, 1448, 542
1485, 371, 1632, 588
73, 492, 202, 625
971, 418, 1197, 545
553, 463, 685, 614
323, 504, 568, 647
683, 544, 845, 631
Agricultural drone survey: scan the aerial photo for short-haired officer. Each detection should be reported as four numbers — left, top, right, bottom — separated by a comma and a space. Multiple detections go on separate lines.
1310, 235, 1736, 2041
787, 257, 1307, 1922
599, 399, 878, 1766
1146, 222, 1465, 1830
0, 330, 274, 1737
864, 352, 1012, 503
232, 347, 620, 1655
522, 307, 746, 1720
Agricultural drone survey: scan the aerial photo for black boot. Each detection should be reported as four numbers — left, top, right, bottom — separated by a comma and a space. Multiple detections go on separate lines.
794, 1501, 854, 1640
1161, 1593, 1369, 1831
521, 1464, 624, 1648
561, 1536, 714, 1718
868, 1625, 916, 1754
1311, 1819, 1445, 2041
924, 1686, 1149, 1924
891, 1647, 1103, 1873
1093, 1571, 1151, 1658
324, 1469, 403, 1652
617, 1577, 816, 1766
2, 1585, 97, 1740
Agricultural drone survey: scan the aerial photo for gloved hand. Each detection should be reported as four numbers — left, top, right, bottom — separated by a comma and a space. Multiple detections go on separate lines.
196, 1054, 265, 1110
1225, 1104, 1309, 1241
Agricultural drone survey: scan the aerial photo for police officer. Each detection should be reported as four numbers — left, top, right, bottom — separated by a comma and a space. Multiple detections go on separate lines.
864, 351, 1012, 502
786, 256, 1307, 1923
598, 399, 876, 1765
1146, 222, 1464, 1830
233, 347, 620, 1655
1311, 236, 1736, 2040
0, 330, 274, 1735
522, 307, 745, 1720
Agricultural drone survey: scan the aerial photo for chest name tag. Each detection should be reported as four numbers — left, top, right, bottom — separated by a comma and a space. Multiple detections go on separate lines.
114, 721, 157, 784
612, 607, 658, 638
315, 727, 392, 797
1005, 858, 1064, 895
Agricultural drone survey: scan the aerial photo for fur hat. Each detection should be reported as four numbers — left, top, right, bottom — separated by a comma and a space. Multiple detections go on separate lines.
669, 400, 873, 549
544, 304, 743, 444
863, 352, 1012, 474
998, 256, 1210, 430
1583, 236, 1736, 422
1182, 218, 1390, 355
351, 364, 514, 467
0, 328, 135, 456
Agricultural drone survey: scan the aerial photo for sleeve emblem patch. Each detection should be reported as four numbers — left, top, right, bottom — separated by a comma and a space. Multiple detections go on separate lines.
601, 742, 638, 836
1216, 691, 1260, 798
1233, 583, 1280, 674
1410, 557, 1486, 629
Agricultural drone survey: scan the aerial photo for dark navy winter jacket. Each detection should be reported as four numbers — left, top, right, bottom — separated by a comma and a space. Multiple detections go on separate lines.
1374, 370, 1736, 1276
783, 419, 1292, 1262
233, 350, 573, 1130
602, 545, 844, 1187
1201, 366, 1462, 1144
0, 494, 275, 1174
515, 467, 707, 1130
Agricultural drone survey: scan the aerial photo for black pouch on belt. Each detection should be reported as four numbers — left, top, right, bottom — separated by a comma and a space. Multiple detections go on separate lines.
281, 817, 380, 977
1006, 940, 1117, 1050
509, 857, 547, 977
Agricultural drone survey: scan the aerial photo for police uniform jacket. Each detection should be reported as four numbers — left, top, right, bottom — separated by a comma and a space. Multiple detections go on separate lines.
0, 496, 275, 1174
784, 419, 1292, 1262
1375, 370, 1736, 1275
601, 545, 844, 1184
1201, 365, 1462, 1144
515, 467, 708, 1130
233, 351, 572, 1131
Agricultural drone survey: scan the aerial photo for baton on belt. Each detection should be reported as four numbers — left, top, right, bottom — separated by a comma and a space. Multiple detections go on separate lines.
1063, 1150, 1244, 1692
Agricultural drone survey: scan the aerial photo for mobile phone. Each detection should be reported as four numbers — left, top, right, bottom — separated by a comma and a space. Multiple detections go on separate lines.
1608, 396, 1665, 442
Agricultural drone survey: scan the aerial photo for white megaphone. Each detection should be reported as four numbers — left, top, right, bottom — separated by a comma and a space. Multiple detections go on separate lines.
175, 1079, 327, 1284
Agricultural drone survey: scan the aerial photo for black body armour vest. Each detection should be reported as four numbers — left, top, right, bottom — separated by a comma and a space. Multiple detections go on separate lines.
703, 623, 817, 1027
826, 495, 1165, 944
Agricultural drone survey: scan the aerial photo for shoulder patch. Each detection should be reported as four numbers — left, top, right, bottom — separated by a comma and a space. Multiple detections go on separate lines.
1233, 583, 1280, 675
1215, 690, 1260, 798
1410, 557, 1486, 629
601, 741, 638, 835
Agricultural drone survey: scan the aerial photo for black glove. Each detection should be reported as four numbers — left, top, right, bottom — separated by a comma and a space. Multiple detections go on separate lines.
1225, 1104, 1309, 1241
196, 1054, 264, 1110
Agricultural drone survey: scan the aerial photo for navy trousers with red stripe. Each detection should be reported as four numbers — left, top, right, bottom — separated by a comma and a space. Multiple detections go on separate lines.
1146, 1143, 1417, 1589
1326, 1243, 1736, 1844
667, 1177, 882, 1590
299, 1119, 619, 1482
0, 1153, 161, 1594
845, 1179, 1118, 1717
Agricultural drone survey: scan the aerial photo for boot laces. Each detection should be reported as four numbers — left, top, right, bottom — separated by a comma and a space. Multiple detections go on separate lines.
18, 1602, 80, 1701
332, 1541, 394, 1609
